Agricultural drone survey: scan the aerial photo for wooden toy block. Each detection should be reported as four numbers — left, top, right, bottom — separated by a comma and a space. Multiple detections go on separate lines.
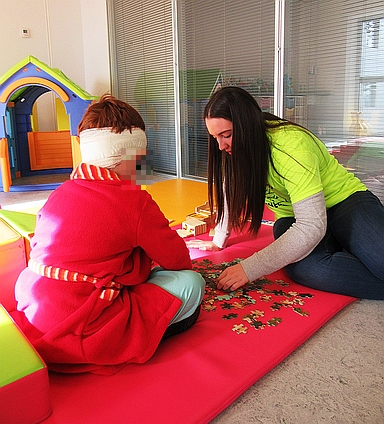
195, 201, 213, 214
187, 211, 216, 227
0, 219, 26, 312
176, 229, 193, 238
193, 201, 217, 226
0, 305, 52, 424
182, 217, 207, 236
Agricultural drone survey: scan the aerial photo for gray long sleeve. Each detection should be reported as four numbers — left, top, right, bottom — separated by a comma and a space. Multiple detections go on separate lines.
213, 192, 327, 282
240, 192, 327, 282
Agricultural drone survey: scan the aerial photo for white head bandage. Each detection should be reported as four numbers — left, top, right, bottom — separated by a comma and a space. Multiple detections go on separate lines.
79, 127, 147, 169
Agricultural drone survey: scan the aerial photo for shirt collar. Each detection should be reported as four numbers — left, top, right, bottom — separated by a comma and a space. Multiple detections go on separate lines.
70, 163, 121, 182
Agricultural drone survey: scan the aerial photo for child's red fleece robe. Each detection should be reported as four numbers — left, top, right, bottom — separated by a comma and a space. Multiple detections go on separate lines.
14, 164, 192, 374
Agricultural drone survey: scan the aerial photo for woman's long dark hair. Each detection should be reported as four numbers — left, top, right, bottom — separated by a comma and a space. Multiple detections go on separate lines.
204, 86, 283, 235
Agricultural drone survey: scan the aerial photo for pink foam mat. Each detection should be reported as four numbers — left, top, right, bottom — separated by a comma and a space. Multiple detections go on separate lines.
45, 220, 355, 424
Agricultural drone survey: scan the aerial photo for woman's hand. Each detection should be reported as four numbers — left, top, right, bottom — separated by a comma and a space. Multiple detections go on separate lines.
185, 240, 222, 251
217, 263, 248, 291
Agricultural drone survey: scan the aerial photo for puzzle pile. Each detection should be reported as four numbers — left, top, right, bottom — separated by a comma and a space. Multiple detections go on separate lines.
192, 258, 315, 335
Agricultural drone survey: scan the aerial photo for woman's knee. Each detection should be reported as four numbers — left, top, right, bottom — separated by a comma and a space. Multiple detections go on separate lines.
274, 217, 295, 239
284, 261, 331, 291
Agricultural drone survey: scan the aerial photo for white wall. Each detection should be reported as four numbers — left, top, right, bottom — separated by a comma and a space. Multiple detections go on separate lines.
0, 0, 110, 128
80, 0, 111, 96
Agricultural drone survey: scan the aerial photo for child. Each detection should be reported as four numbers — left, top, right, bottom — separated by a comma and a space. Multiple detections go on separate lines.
14, 95, 205, 374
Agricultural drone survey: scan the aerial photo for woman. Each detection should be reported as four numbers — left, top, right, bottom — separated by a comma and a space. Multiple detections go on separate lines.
14, 95, 205, 374
187, 86, 384, 300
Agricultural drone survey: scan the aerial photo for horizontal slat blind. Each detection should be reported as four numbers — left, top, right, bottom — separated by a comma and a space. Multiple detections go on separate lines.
178, 0, 275, 179
112, 0, 176, 174
285, 0, 384, 202
110, 0, 383, 198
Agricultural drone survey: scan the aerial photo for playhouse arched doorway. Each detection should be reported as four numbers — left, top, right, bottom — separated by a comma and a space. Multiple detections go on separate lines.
6, 90, 73, 191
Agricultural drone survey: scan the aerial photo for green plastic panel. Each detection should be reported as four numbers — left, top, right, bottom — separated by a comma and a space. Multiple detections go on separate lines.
0, 305, 45, 387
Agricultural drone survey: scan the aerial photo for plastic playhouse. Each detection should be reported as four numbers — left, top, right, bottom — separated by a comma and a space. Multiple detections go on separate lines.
0, 56, 98, 192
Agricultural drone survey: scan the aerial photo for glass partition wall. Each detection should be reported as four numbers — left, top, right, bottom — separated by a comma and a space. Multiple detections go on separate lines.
109, 0, 384, 201
285, 0, 384, 202
110, 0, 176, 174
177, 0, 275, 179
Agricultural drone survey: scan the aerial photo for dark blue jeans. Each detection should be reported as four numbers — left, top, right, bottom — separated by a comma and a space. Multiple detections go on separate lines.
273, 191, 384, 299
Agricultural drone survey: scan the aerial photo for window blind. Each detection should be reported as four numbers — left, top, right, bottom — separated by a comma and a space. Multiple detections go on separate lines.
285, 0, 384, 202
109, 0, 383, 198
177, 0, 275, 179
110, 0, 176, 174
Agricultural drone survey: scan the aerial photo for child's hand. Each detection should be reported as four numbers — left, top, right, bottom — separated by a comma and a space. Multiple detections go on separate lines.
185, 240, 222, 251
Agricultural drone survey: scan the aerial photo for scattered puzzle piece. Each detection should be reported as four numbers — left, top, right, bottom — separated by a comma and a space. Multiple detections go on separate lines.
243, 310, 264, 321
250, 309, 265, 318
275, 279, 290, 286
216, 294, 232, 301
202, 304, 216, 312
222, 313, 238, 320
293, 307, 309, 317
260, 295, 273, 302
269, 289, 286, 297
271, 303, 282, 311
268, 317, 283, 327
232, 324, 248, 334
233, 302, 246, 309
249, 320, 265, 330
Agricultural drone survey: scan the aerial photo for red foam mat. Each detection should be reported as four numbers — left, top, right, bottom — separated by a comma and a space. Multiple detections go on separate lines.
45, 221, 355, 424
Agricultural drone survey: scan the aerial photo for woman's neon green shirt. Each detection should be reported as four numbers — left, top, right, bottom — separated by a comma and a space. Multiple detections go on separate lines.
265, 125, 366, 220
